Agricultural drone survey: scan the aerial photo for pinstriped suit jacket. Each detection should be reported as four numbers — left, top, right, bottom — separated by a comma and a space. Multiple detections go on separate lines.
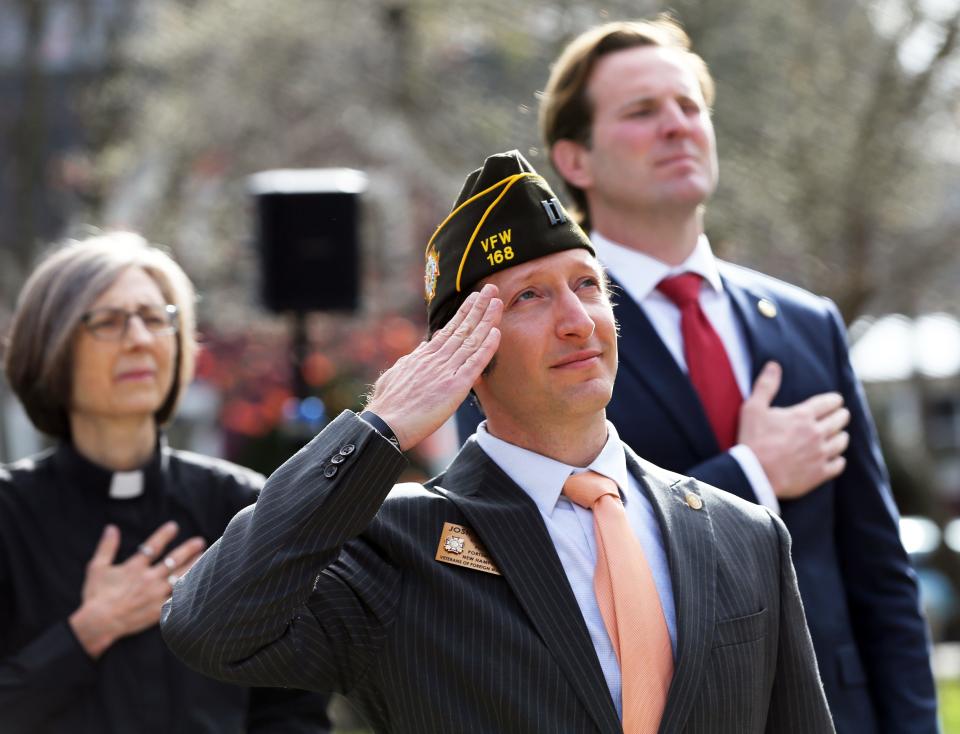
161, 411, 834, 733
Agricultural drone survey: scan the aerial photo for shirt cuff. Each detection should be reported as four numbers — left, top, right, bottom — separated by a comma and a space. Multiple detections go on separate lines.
729, 444, 780, 514
358, 410, 402, 452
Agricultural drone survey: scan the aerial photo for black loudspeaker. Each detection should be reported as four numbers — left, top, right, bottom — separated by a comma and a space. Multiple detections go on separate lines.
250, 169, 367, 313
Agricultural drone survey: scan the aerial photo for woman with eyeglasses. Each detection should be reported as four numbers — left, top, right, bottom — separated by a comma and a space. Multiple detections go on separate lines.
0, 233, 330, 733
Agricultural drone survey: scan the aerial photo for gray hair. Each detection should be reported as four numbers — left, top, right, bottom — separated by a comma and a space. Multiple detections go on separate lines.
4, 232, 197, 439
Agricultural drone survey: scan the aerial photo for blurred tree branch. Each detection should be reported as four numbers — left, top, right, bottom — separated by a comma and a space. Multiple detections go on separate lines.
676, 0, 960, 322
1, 0, 138, 307
2, 0, 957, 328
8, 0, 49, 278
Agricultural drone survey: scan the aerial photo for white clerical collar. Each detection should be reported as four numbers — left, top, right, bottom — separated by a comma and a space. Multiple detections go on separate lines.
475, 421, 631, 516
108, 470, 145, 499
591, 231, 724, 304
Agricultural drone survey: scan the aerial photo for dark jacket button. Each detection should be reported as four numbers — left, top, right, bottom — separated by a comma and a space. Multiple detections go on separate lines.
324, 465, 338, 478
340, 444, 356, 456
330, 454, 345, 464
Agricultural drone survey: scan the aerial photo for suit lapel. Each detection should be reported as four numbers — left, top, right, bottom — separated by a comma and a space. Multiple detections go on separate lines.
719, 263, 787, 387
624, 449, 717, 734
609, 276, 720, 458
435, 441, 622, 734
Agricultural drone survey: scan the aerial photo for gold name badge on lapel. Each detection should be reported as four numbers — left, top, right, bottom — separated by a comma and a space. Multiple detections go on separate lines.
435, 521, 501, 576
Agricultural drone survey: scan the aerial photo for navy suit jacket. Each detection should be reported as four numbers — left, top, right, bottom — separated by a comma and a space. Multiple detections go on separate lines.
458, 260, 937, 732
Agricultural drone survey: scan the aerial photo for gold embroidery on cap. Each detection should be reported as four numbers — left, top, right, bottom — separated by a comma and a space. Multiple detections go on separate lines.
424, 245, 440, 304
478, 228, 514, 268
424, 176, 522, 258
455, 173, 538, 292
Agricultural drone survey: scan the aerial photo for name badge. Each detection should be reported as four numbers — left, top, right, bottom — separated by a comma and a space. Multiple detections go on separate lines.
435, 521, 501, 576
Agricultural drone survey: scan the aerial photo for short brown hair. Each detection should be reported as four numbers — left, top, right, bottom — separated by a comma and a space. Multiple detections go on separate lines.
539, 16, 715, 229
4, 232, 197, 439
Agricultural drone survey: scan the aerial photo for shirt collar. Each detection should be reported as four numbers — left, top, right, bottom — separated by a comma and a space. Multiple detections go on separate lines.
591, 231, 724, 302
53, 436, 168, 500
475, 421, 631, 516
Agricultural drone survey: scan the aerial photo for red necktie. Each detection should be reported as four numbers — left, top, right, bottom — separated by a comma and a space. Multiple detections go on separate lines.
563, 472, 672, 732
657, 273, 742, 450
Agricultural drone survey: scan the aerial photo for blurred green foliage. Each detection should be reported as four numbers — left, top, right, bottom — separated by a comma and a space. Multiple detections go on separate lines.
940, 678, 960, 733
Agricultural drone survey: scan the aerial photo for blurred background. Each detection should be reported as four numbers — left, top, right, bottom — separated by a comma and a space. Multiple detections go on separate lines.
1, 0, 960, 729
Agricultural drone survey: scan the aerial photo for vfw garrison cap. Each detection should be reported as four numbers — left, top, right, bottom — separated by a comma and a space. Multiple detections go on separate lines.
424, 149, 594, 333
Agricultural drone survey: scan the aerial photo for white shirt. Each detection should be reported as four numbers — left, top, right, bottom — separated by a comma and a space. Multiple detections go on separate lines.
476, 421, 676, 718
592, 231, 779, 513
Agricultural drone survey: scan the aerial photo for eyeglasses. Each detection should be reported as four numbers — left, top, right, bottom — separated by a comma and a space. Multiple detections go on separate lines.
81, 304, 179, 341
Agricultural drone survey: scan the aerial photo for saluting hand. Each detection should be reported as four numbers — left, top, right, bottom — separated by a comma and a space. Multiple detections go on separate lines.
68, 521, 206, 658
365, 283, 502, 451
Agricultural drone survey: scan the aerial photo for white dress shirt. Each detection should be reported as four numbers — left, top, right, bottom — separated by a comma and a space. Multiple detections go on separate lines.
592, 231, 779, 513
476, 421, 676, 719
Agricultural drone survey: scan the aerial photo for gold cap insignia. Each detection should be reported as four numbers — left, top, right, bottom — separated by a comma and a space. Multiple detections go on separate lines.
424, 246, 440, 304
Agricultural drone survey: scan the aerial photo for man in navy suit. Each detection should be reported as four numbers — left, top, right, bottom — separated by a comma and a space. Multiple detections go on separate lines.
535, 16, 937, 734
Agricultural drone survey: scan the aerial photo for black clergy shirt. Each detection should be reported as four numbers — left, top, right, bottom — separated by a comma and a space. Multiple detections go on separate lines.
0, 439, 331, 734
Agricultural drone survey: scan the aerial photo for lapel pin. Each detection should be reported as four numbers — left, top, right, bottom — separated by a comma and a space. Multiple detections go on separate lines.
757, 299, 777, 318
685, 492, 703, 510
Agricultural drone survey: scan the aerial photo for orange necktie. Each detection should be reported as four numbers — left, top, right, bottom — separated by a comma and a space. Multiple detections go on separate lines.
563, 471, 673, 733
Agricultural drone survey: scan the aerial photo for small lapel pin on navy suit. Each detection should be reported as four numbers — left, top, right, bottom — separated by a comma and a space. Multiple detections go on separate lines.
757, 299, 777, 318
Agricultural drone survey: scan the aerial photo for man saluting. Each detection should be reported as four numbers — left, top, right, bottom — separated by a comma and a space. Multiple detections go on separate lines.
161, 150, 833, 733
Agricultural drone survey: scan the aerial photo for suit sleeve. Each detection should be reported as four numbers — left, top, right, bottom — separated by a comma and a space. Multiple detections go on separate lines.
826, 303, 937, 732
245, 685, 332, 733
160, 411, 408, 695
185, 458, 335, 732
765, 512, 836, 734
